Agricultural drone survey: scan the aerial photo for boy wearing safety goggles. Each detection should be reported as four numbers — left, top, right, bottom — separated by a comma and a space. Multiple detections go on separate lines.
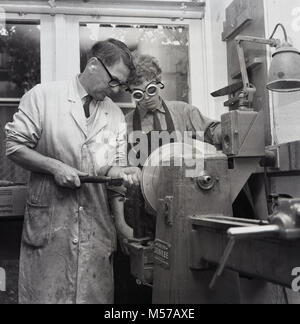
113, 54, 222, 304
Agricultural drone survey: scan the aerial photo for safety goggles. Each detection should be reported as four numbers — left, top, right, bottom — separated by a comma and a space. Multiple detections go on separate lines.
128, 82, 165, 101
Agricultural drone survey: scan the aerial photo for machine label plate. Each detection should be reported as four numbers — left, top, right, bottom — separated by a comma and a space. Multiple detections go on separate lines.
154, 240, 171, 269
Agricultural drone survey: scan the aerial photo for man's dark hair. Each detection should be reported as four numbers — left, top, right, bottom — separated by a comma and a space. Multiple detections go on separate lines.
90, 38, 136, 79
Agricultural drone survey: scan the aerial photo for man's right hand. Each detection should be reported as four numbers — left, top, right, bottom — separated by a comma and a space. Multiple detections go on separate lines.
6, 146, 88, 189
51, 161, 88, 188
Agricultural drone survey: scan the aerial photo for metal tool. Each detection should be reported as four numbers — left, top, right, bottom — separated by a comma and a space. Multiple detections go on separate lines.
209, 198, 300, 289
79, 176, 123, 186
211, 81, 245, 109
211, 81, 244, 98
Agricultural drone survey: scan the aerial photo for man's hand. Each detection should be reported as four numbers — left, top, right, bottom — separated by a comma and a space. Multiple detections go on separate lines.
108, 167, 141, 187
7, 146, 89, 189
51, 161, 88, 188
120, 167, 141, 186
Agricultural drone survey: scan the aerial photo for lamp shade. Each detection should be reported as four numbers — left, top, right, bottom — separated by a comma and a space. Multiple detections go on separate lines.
267, 44, 300, 92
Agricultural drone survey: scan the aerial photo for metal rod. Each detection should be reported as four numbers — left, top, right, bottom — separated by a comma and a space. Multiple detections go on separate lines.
209, 237, 236, 290
236, 35, 279, 47
236, 42, 251, 88
80, 176, 123, 186
228, 224, 280, 240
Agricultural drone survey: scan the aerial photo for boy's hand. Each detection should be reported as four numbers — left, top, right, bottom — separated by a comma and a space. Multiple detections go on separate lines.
115, 220, 134, 255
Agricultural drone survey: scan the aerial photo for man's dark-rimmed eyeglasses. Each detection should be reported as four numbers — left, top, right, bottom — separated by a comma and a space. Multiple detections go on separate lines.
95, 56, 127, 88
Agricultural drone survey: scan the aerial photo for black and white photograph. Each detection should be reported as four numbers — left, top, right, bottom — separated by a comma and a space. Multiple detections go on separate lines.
0, 0, 300, 307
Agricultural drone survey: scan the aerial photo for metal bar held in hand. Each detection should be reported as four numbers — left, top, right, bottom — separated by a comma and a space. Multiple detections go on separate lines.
79, 176, 124, 186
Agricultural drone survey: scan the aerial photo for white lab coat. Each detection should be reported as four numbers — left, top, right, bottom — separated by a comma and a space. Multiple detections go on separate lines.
5, 78, 127, 304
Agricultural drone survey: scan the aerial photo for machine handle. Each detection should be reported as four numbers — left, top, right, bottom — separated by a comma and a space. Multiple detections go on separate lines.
209, 224, 280, 290
227, 225, 280, 240
80, 176, 124, 186
209, 237, 236, 290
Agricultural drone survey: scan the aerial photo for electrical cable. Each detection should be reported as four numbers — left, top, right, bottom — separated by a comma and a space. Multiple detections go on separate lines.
269, 23, 288, 42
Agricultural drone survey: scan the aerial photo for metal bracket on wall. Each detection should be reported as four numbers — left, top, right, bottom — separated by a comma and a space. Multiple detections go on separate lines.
223, 16, 253, 41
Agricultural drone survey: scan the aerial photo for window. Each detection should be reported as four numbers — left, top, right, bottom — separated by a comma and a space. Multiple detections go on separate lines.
0, 21, 40, 99
80, 23, 190, 107
0, 20, 40, 182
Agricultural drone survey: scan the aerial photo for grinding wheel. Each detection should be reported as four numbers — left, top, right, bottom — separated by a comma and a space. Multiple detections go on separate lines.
141, 141, 208, 214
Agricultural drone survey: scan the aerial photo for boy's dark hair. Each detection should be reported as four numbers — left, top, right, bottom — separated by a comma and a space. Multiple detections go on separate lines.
128, 54, 162, 86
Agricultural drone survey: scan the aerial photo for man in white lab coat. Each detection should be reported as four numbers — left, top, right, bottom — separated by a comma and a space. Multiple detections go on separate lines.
5, 39, 140, 304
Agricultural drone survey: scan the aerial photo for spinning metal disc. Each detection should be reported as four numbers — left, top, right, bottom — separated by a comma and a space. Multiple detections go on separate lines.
141, 141, 208, 214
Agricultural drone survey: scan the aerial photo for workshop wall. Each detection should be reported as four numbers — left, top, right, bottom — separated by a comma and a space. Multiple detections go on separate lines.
264, 0, 300, 144
206, 0, 300, 141
204, 0, 232, 120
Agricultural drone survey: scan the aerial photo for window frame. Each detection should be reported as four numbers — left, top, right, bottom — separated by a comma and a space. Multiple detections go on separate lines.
0, 13, 210, 116
0, 13, 43, 104
79, 21, 191, 108
64, 15, 209, 114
